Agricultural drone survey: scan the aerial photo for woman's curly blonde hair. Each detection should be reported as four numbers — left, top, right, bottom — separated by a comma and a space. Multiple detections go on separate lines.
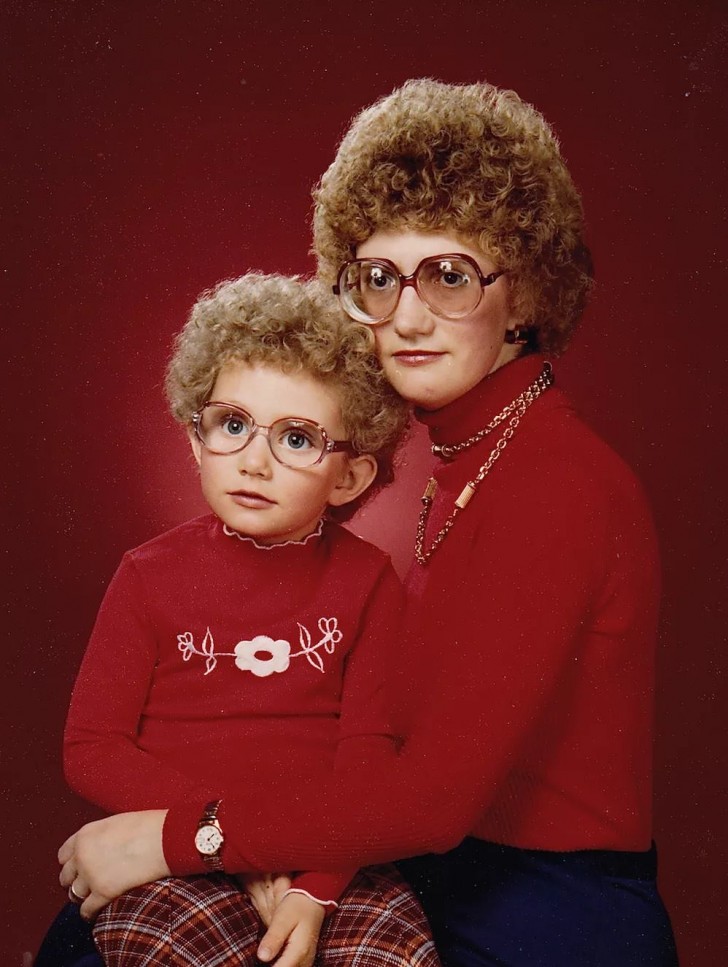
313, 78, 593, 355
166, 272, 409, 521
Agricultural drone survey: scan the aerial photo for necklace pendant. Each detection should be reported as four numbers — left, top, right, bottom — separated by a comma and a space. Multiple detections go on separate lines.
421, 478, 438, 503
455, 483, 476, 509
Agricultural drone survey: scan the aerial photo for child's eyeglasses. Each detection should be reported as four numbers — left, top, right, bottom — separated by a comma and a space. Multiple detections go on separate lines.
192, 402, 354, 469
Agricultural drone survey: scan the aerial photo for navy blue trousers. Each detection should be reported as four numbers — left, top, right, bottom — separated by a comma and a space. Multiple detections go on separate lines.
397, 838, 679, 967
33, 903, 103, 967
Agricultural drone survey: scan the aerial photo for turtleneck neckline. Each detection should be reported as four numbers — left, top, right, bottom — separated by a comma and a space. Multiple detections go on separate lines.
415, 354, 549, 449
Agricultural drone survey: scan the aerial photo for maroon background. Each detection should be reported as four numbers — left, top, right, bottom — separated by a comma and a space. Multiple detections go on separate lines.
4, 2, 727, 964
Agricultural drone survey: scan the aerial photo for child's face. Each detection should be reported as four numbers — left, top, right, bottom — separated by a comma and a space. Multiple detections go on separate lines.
189, 362, 376, 544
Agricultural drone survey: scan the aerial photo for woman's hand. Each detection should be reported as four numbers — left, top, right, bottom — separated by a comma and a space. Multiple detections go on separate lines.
58, 810, 170, 920
236, 872, 293, 926
257, 892, 327, 967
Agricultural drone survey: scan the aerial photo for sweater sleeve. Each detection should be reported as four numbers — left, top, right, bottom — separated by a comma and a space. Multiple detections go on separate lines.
64, 555, 208, 812
164, 470, 648, 874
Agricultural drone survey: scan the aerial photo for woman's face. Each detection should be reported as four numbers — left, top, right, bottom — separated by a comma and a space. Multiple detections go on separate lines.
356, 230, 520, 410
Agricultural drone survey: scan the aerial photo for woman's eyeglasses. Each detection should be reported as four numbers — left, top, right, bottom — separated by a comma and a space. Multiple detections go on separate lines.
334, 254, 505, 325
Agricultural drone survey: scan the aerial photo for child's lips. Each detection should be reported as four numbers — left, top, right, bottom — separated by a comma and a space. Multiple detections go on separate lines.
229, 490, 276, 508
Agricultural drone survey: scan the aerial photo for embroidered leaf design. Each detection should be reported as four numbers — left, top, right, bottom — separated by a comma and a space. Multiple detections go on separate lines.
201, 627, 217, 675
305, 649, 325, 673
298, 623, 312, 651
297, 622, 325, 673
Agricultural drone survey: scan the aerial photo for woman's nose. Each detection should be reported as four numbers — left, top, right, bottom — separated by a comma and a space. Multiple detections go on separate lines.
390, 286, 436, 338
237, 432, 273, 476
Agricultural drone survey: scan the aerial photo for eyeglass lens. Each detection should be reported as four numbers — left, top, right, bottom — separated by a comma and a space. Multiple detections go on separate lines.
340, 256, 483, 323
196, 405, 328, 467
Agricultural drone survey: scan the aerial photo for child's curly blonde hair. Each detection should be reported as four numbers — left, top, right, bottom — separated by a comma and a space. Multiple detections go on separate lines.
313, 78, 593, 355
166, 272, 409, 521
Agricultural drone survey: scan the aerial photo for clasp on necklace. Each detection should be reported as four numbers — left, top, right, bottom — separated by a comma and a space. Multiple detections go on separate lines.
432, 443, 456, 460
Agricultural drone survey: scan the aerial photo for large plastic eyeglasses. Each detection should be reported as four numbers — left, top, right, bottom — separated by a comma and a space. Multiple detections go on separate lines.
192, 402, 353, 469
333, 254, 505, 325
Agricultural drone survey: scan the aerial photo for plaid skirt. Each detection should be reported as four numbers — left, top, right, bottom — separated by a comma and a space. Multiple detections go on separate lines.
93, 865, 441, 966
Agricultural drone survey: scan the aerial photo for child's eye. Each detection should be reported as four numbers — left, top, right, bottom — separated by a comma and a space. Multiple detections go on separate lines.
221, 414, 251, 437
281, 429, 315, 451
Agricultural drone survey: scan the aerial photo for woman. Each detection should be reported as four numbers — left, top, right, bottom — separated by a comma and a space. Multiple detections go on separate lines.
56, 78, 678, 966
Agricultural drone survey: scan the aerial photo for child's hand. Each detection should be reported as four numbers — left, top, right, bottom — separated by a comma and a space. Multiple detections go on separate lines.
257, 892, 327, 967
235, 872, 292, 927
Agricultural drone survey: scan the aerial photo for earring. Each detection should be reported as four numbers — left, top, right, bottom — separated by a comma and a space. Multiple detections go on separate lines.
504, 327, 530, 345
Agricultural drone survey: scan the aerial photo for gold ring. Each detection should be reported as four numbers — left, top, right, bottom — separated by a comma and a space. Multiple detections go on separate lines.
68, 884, 86, 905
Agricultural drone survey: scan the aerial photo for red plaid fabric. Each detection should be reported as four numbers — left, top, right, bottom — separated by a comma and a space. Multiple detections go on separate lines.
94, 865, 441, 966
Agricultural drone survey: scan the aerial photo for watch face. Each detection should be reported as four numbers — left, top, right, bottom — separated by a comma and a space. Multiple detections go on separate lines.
195, 824, 223, 856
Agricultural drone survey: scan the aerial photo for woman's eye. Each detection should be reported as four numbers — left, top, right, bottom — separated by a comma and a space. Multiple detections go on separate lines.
365, 267, 397, 291
438, 269, 469, 288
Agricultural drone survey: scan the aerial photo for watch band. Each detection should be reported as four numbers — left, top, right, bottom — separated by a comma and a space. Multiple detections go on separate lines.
200, 799, 221, 825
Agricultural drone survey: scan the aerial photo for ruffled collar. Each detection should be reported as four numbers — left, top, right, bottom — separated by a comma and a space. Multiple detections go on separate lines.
415, 354, 550, 450
221, 518, 324, 551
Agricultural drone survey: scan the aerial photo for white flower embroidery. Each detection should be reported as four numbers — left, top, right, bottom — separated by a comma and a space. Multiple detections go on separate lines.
177, 619, 341, 677
234, 635, 291, 678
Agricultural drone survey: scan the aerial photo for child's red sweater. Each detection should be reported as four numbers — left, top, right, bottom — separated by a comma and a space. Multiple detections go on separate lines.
65, 515, 404, 902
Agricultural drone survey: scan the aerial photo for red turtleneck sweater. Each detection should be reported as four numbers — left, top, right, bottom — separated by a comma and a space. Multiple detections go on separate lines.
163, 355, 660, 874
65, 515, 404, 902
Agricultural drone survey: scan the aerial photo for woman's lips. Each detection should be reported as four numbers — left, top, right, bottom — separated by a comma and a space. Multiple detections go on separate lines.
391, 350, 444, 366
229, 490, 275, 509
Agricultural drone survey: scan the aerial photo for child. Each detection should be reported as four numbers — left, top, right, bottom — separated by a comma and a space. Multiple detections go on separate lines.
61, 273, 439, 967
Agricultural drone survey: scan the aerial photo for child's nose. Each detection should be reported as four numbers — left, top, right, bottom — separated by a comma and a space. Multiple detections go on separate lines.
237, 432, 273, 476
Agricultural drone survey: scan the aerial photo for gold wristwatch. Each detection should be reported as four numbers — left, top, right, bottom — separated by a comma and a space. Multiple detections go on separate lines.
194, 800, 225, 871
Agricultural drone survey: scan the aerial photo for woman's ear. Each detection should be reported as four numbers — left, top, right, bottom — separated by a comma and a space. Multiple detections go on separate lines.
187, 426, 202, 467
327, 454, 378, 509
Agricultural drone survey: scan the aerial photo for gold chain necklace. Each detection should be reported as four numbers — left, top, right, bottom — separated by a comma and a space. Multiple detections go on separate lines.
415, 362, 554, 565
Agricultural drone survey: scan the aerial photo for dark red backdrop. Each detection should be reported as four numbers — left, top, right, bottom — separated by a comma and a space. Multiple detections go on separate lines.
4, 2, 727, 964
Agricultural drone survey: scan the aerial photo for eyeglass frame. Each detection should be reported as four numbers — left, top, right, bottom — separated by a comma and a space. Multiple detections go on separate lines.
191, 401, 354, 468
333, 253, 506, 325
